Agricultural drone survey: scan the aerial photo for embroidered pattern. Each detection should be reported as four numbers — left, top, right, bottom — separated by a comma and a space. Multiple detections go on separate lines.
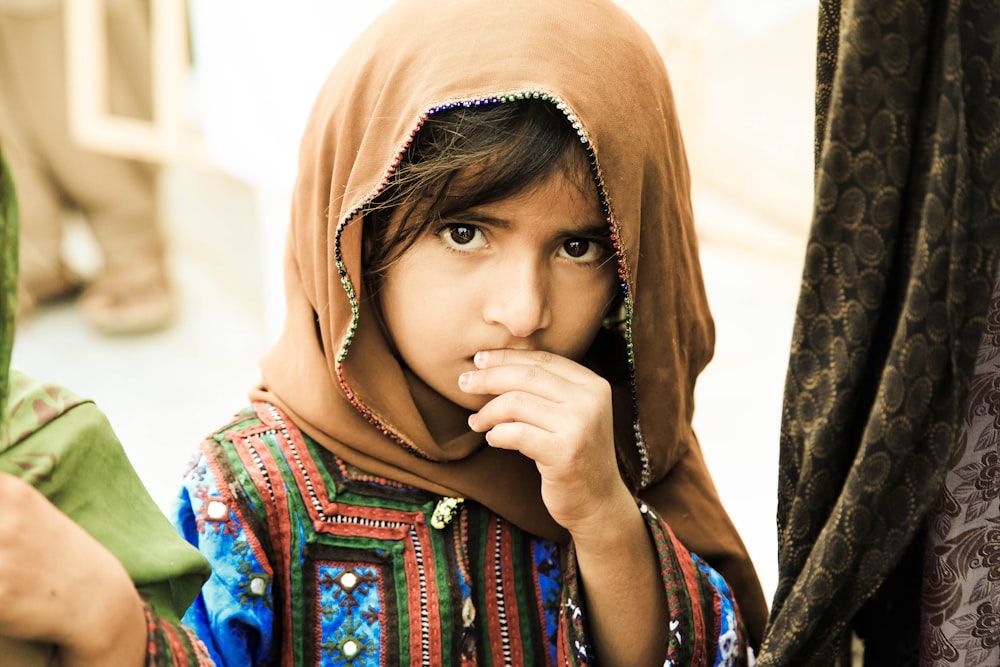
234, 540, 272, 610
318, 565, 382, 665
172, 403, 748, 665
192, 484, 239, 538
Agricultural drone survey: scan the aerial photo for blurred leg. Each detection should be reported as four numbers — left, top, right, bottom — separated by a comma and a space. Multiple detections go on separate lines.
0, 7, 81, 316
0, 0, 174, 333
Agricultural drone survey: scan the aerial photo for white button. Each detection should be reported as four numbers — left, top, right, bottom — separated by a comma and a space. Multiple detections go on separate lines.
206, 500, 228, 520
340, 572, 358, 590
342, 640, 359, 658
249, 577, 267, 596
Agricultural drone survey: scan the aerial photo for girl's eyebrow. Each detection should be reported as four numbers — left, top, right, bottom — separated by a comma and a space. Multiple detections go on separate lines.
449, 211, 511, 228
574, 220, 614, 237
450, 210, 611, 237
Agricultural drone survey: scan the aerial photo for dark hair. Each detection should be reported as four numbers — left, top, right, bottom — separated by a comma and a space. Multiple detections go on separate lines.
361, 98, 589, 292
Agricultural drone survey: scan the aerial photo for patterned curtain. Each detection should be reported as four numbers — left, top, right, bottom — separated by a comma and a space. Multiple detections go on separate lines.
757, 0, 1000, 664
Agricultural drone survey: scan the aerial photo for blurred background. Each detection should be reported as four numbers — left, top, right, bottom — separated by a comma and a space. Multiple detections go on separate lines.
8, 0, 818, 608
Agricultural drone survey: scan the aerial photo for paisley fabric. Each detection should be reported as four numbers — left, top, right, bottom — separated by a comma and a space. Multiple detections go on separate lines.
921, 266, 1000, 665
759, 0, 1000, 664
172, 402, 749, 666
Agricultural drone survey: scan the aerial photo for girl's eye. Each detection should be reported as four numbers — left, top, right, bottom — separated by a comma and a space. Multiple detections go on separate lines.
559, 238, 604, 263
438, 224, 487, 250
449, 225, 477, 244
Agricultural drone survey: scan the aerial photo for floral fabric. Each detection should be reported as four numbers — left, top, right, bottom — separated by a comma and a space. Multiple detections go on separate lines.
921, 264, 1000, 665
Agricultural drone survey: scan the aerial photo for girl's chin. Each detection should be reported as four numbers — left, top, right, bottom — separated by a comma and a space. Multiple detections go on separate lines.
0, 638, 55, 666
451, 392, 491, 413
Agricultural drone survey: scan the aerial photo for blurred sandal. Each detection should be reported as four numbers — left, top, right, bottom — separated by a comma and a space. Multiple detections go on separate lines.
78, 259, 174, 335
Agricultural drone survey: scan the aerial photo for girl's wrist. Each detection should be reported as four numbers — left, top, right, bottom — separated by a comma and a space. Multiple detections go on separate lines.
565, 484, 643, 555
58, 560, 147, 667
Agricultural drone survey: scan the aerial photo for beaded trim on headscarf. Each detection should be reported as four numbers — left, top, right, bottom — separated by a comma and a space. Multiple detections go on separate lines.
332, 92, 651, 486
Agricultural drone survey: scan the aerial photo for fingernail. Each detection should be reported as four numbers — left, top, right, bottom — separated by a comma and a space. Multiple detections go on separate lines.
468, 413, 478, 429
474, 351, 488, 367
458, 372, 472, 390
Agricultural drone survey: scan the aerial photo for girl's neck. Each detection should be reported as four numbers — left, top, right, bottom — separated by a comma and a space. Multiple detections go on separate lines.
403, 367, 483, 455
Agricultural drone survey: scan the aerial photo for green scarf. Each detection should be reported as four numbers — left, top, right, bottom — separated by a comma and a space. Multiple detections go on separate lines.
0, 371, 210, 620
0, 148, 208, 624
0, 151, 16, 439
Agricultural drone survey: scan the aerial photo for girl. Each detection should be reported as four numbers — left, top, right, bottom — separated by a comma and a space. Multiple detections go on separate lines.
173, 0, 768, 664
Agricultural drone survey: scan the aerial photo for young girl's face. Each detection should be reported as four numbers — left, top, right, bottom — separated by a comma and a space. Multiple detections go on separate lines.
378, 162, 619, 412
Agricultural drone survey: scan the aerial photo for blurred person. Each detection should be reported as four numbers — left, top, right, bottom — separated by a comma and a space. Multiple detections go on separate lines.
757, 0, 1000, 664
0, 0, 174, 334
0, 150, 210, 664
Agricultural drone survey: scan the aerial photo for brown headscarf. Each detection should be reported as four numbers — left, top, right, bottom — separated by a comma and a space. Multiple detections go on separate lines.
252, 0, 767, 642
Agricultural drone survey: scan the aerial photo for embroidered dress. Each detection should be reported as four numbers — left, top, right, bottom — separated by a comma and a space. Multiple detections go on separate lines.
173, 402, 746, 666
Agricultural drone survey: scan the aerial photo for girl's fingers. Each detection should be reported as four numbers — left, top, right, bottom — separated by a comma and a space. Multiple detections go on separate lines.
459, 360, 571, 402
479, 412, 582, 473
460, 348, 607, 403
482, 420, 551, 452
473, 348, 595, 384
462, 348, 614, 476
469, 389, 559, 434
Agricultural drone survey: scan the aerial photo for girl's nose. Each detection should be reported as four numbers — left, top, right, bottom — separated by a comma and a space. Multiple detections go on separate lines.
482, 262, 551, 338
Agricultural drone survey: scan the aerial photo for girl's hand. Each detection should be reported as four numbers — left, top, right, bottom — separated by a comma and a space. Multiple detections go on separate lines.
460, 348, 635, 538
463, 349, 670, 666
0, 472, 147, 666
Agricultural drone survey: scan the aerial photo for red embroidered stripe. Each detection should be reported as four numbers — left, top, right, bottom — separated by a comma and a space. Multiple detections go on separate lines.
664, 523, 706, 666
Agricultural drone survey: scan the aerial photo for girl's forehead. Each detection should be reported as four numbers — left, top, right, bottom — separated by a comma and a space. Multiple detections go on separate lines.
446, 143, 599, 205
460, 168, 604, 226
